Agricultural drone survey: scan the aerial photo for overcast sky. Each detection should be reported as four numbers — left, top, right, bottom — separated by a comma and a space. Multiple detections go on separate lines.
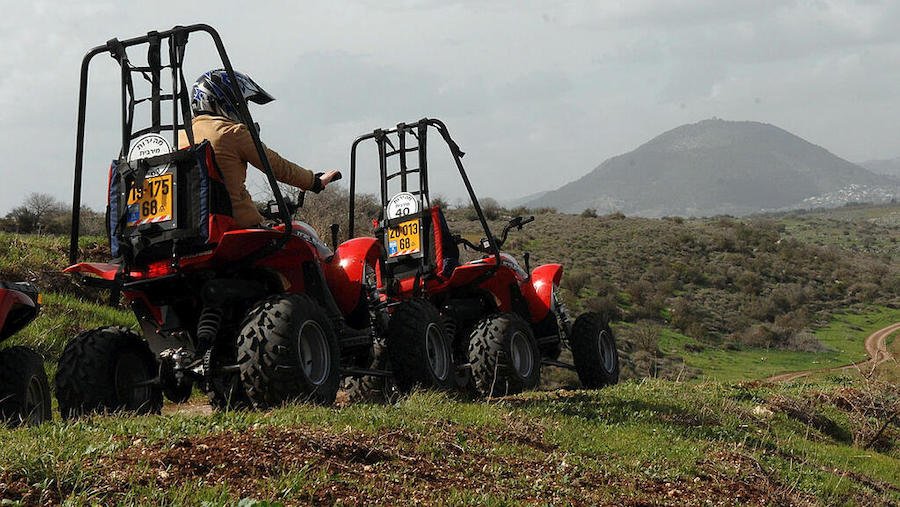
2, 0, 899, 214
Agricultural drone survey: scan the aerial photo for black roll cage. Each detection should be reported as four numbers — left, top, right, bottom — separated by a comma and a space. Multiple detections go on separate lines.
348, 118, 502, 276
68, 24, 293, 265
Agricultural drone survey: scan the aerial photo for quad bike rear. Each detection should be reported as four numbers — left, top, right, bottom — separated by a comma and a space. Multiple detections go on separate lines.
0, 282, 51, 426
349, 119, 620, 397
60, 25, 388, 418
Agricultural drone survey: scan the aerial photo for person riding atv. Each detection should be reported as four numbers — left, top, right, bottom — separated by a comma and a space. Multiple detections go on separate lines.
179, 69, 340, 228
59, 25, 389, 417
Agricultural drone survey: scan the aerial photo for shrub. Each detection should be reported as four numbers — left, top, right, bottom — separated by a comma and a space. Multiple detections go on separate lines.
561, 270, 592, 296
585, 296, 622, 322
479, 197, 502, 221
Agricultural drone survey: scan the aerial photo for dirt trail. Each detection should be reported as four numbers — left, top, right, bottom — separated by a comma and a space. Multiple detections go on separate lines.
162, 397, 213, 416
765, 322, 900, 383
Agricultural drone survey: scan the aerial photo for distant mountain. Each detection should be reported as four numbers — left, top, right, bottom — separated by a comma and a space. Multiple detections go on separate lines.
859, 157, 900, 178
503, 190, 549, 209
527, 119, 898, 216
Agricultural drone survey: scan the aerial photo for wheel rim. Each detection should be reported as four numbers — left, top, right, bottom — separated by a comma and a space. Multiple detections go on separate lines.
598, 329, 616, 372
24, 375, 47, 424
114, 352, 152, 411
425, 322, 450, 381
297, 320, 330, 385
509, 330, 534, 378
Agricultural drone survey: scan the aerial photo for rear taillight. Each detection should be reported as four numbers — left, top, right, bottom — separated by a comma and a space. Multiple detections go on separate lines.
144, 262, 176, 278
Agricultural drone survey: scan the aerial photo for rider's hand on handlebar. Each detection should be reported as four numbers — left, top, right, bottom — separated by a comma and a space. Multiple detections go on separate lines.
319, 170, 342, 186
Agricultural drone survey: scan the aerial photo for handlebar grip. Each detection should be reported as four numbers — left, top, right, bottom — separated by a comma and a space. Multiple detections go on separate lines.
331, 171, 343, 182
523, 215, 535, 225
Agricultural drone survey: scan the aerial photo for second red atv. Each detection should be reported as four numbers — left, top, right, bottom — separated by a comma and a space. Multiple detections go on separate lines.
348, 118, 619, 397
58, 25, 388, 417
0, 281, 51, 426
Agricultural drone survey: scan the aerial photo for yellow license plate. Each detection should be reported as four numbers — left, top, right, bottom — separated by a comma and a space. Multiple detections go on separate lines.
127, 174, 173, 226
387, 218, 421, 257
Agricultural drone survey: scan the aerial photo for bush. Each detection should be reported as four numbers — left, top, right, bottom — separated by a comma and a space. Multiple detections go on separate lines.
479, 197, 502, 221
561, 270, 592, 296
585, 296, 622, 322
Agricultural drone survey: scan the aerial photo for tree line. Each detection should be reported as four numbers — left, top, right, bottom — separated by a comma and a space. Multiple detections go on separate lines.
0, 193, 105, 236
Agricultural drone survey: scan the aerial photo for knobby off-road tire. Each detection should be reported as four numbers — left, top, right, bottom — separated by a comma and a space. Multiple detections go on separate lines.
468, 313, 541, 397
207, 370, 251, 411
0, 346, 51, 426
55, 326, 162, 420
570, 312, 620, 388
387, 299, 455, 392
342, 356, 398, 404
204, 339, 251, 411
236, 294, 341, 408
341, 340, 399, 404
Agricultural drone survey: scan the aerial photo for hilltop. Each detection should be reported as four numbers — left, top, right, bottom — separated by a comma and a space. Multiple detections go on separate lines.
526, 119, 898, 216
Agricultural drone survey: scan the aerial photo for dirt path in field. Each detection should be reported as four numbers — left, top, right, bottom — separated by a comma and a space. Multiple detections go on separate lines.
765, 322, 900, 383
162, 397, 213, 416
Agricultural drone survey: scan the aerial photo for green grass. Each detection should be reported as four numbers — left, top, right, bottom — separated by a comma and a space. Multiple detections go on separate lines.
1, 382, 896, 505
0, 209, 897, 504
0, 232, 107, 277
657, 306, 900, 382
4, 292, 137, 362
774, 203, 900, 260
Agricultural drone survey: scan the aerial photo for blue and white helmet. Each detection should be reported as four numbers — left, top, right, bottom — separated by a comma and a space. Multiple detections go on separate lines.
190, 69, 274, 123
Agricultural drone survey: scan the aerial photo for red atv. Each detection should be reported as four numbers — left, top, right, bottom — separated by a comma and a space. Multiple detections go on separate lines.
58, 25, 386, 417
349, 119, 619, 396
0, 282, 51, 425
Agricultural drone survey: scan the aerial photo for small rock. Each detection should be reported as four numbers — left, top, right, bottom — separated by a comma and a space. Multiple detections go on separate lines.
752, 405, 774, 418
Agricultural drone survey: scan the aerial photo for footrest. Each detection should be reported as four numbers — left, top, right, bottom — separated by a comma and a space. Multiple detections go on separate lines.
340, 367, 393, 378
536, 334, 560, 345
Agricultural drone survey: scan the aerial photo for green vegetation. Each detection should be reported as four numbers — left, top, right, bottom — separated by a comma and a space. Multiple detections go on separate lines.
447, 202, 899, 380
655, 306, 900, 382
0, 202, 897, 505
774, 203, 900, 259
5, 293, 136, 361
1, 381, 897, 505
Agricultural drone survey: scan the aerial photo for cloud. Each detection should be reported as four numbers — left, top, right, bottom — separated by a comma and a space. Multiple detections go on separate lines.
1, 1, 899, 213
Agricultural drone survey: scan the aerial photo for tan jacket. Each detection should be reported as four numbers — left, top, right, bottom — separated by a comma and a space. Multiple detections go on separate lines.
179, 115, 316, 228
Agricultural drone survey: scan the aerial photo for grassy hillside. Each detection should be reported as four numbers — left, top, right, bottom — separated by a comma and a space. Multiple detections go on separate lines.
0, 204, 897, 505
3, 204, 897, 382
445, 202, 899, 380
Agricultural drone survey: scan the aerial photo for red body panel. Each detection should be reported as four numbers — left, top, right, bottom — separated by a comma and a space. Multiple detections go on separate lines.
63, 262, 120, 280
0, 286, 38, 341
65, 223, 381, 322
393, 253, 561, 324
323, 237, 382, 314
0, 288, 34, 331
397, 262, 494, 294
529, 264, 563, 322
